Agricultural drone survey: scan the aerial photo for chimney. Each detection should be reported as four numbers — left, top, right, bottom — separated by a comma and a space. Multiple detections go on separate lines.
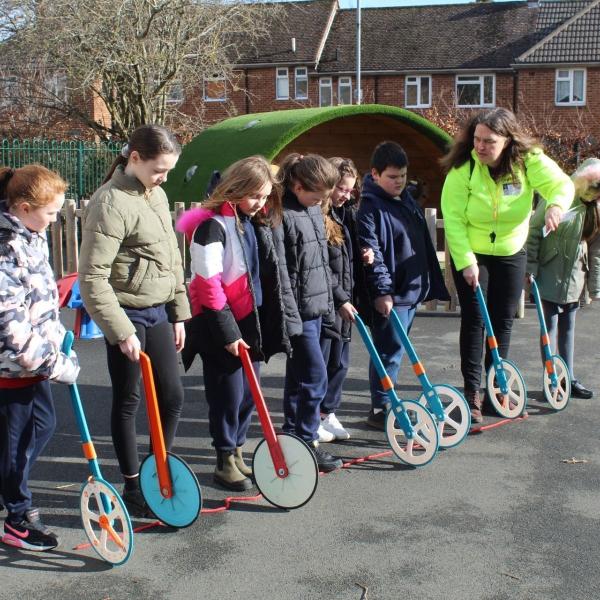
291, 37, 296, 53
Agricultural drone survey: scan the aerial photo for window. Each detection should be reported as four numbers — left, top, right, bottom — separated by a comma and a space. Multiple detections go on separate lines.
456, 74, 494, 107
46, 73, 68, 104
338, 76, 352, 105
203, 74, 226, 102
555, 69, 586, 105
166, 81, 184, 104
405, 75, 431, 108
295, 67, 308, 100
276, 67, 289, 100
0, 75, 18, 107
319, 77, 332, 107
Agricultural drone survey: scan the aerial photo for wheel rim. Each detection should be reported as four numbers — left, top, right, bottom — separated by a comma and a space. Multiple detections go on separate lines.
385, 400, 439, 467
419, 385, 471, 449
486, 359, 527, 418
543, 355, 570, 411
140, 453, 202, 528
253, 433, 319, 509
80, 478, 133, 565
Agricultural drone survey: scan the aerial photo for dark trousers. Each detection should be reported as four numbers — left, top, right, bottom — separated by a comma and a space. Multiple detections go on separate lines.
452, 249, 527, 393
105, 320, 184, 478
0, 380, 56, 520
319, 336, 350, 414
283, 318, 327, 443
369, 307, 416, 409
202, 356, 257, 451
542, 300, 578, 380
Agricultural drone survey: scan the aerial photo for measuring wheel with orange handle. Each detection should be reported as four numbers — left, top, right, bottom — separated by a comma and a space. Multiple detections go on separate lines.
62, 332, 133, 565
139, 352, 201, 528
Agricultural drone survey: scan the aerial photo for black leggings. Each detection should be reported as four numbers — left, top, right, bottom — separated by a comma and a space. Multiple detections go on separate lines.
105, 320, 184, 478
451, 249, 527, 393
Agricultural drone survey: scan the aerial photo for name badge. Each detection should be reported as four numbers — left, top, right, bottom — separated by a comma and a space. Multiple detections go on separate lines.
502, 182, 522, 196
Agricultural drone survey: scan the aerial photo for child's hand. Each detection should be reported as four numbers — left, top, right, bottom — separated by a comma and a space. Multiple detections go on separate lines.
338, 302, 356, 322
361, 247, 374, 265
225, 338, 250, 356
119, 334, 141, 362
173, 322, 185, 353
374, 295, 393, 317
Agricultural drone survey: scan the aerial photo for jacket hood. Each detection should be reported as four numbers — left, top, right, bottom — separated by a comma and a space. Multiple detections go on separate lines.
572, 158, 600, 197
0, 201, 30, 241
361, 173, 413, 205
175, 202, 237, 243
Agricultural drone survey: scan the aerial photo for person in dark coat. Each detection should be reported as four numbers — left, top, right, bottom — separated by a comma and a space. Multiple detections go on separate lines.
358, 141, 449, 430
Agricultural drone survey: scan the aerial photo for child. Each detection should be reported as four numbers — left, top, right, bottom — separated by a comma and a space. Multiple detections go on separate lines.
78, 125, 191, 516
278, 153, 344, 472
0, 165, 80, 551
177, 155, 301, 491
319, 157, 371, 441
526, 157, 600, 399
358, 141, 449, 429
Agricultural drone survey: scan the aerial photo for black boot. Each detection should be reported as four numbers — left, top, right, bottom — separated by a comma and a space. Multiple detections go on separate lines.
571, 380, 593, 399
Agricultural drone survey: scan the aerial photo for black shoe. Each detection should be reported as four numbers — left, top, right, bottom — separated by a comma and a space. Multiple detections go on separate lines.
571, 380, 593, 399
122, 489, 153, 519
310, 442, 343, 473
2, 509, 59, 552
365, 409, 386, 430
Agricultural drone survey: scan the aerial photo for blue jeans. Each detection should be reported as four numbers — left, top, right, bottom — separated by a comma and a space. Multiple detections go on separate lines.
319, 336, 350, 414
283, 318, 327, 442
368, 306, 416, 410
0, 380, 56, 520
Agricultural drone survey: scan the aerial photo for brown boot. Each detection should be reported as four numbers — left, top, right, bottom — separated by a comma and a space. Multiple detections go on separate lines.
465, 390, 483, 424
234, 447, 253, 478
214, 451, 253, 491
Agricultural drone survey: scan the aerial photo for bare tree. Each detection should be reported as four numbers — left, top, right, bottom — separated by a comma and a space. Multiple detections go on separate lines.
0, 0, 283, 140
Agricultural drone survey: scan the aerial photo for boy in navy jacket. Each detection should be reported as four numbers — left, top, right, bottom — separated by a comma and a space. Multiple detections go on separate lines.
357, 141, 449, 429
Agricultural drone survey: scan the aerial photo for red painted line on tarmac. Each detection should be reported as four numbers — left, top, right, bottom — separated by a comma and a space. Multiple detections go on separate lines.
73, 416, 528, 550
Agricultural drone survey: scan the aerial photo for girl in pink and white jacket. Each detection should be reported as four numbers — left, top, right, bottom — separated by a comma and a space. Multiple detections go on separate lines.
177, 156, 301, 491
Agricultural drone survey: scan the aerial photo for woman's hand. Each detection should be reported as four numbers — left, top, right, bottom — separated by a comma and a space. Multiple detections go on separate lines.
225, 338, 250, 357
338, 302, 357, 322
374, 295, 393, 318
119, 334, 141, 362
544, 205, 563, 233
462, 264, 479, 289
173, 322, 185, 353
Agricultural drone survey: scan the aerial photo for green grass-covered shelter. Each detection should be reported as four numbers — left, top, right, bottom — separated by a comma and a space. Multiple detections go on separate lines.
164, 104, 452, 210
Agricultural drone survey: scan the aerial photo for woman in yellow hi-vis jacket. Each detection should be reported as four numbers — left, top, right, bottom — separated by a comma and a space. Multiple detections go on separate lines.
440, 108, 573, 423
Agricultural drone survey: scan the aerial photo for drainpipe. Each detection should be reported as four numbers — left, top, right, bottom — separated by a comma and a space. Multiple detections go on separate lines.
356, 0, 361, 105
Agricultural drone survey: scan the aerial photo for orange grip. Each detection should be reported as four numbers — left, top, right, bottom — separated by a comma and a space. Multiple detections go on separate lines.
545, 359, 555, 375
380, 375, 394, 391
541, 333, 550, 346
82, 441, 97, 460
487, 336, 498, 349
412, 362, 425, 376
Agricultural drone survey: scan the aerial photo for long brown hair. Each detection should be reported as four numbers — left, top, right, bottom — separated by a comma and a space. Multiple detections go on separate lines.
203, 155, 281, 227
322, 157, 359, 247
103, 124, 181, 184
0, 164, 67, 209
440, 108, 539, 179
277, 153, 339, 194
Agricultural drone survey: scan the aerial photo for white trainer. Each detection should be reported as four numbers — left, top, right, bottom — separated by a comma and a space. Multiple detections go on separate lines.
320, 413, 350, 440
317, 423, 336, 443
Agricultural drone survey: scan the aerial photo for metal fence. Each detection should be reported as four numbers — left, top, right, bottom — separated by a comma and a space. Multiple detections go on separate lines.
0, 139, 122, 199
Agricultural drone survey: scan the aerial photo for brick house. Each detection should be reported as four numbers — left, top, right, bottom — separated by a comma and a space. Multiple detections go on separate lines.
200, 0, 600, 144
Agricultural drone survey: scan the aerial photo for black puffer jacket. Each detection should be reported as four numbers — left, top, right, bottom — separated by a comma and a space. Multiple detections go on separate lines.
281, 190, 335, 326
182, 219, 302, 374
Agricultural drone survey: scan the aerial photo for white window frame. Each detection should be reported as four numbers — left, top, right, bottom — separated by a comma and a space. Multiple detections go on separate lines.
203, 74, 226, 102
555, 68, 586, 106
405, 75, 431, 108
338, 76, 352, 105
319, 77, 332, 107
294, 67, 308, 100
455, 74, 495, 108
166, 80, 184, 104
276, 67, 289, 100
46, 73, 68, 104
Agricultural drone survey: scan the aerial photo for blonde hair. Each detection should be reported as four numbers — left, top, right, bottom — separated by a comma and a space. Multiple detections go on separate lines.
0, 164, 67, 209
322, 156, 359, 246
278, 153, 339, 193
203, 155, 281, 226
